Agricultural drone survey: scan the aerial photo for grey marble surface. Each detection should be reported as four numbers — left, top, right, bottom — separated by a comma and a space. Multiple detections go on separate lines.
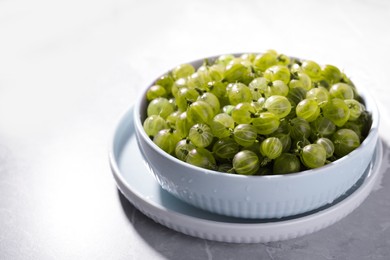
1, 0, 390, 259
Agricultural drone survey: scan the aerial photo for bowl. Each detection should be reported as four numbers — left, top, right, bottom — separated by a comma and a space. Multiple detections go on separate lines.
133, 54, 380, 219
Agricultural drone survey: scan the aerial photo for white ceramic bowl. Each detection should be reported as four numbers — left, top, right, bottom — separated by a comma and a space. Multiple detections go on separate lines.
133, 55, 380, 219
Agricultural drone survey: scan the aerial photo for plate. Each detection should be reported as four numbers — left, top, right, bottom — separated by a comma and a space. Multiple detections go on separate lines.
109, 106, 383, 243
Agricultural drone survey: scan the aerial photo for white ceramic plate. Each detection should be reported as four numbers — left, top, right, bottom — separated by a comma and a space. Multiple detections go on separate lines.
109, 106, 383, 243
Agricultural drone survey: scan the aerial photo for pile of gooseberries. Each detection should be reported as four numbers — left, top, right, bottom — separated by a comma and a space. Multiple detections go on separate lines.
142, 50, 371, 175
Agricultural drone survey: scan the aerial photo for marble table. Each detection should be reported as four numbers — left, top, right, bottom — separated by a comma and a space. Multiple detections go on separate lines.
1, 0, 389, 259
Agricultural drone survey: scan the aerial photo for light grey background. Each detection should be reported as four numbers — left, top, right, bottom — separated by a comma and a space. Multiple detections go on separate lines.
1, 0, 390, 259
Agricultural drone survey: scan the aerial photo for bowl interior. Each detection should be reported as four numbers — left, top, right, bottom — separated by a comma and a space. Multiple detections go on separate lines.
134, 53, 379, 180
